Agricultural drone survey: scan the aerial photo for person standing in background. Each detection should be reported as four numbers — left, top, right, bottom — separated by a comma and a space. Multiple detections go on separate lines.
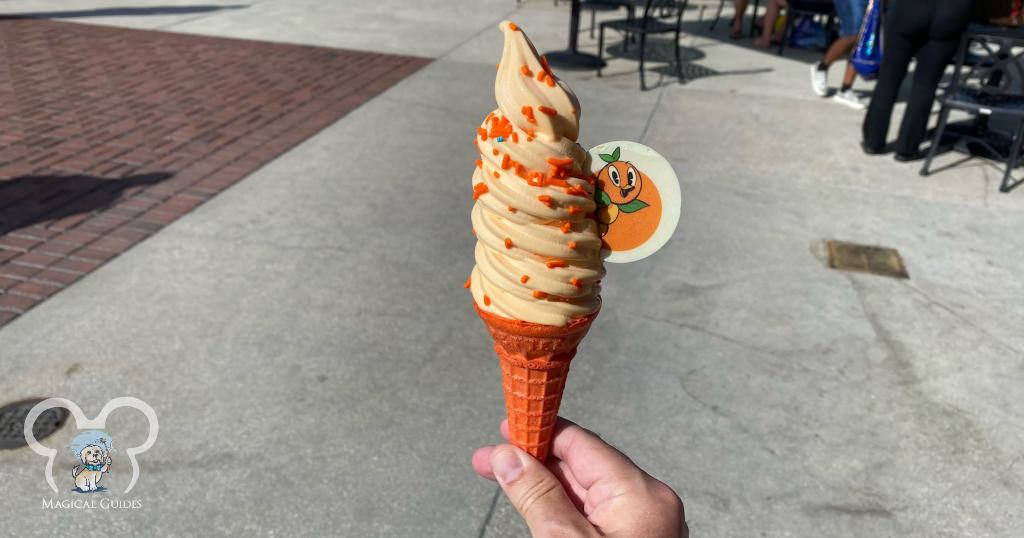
809, 0, 870, 109
862, 0, 974, 160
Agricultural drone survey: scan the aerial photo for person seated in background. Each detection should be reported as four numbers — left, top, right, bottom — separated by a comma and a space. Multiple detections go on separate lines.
754, 0, 788, 48
731, 0, 752, 40
862, 0, 973, 160
809, 0, 869, 109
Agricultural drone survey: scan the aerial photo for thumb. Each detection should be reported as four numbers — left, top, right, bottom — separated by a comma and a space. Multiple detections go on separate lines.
489, 445, 594, 537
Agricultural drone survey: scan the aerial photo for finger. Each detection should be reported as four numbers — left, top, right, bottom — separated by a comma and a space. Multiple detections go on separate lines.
489, 444, 595, 537
499, 418, 509, 440
549, 418, 640, 489
472, 446, 498, 480
548, 458, 587, 512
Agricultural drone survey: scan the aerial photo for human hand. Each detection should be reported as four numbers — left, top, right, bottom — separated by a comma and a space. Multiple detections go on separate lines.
472, 418, 687, 538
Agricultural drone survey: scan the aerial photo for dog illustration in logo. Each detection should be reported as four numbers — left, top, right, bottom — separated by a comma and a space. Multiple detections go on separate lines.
70, 433, 113, 492
595, 146, 650, 236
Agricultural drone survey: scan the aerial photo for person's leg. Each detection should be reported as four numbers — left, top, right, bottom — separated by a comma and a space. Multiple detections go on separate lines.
820, 36, 858, 68
861, 16, 920, 151
893, 38, 960, 155
892, 0, 971, 155
732, 0, 749, 38
755, 0, 785, 48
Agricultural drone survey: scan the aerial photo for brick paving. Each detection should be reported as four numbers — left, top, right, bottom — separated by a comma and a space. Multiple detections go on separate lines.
0, 18, 429, 327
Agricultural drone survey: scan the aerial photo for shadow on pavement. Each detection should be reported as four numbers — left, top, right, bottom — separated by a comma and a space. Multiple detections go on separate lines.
598, 36, 773, 89
0, 172, 172, 235
0, 5, 247, 20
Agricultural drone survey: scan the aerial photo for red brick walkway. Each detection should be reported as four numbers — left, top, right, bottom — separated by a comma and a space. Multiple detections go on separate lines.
0, 19, 429, 326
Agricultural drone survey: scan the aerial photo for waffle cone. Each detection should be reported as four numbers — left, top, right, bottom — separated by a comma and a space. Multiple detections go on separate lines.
474, 303, 598, 461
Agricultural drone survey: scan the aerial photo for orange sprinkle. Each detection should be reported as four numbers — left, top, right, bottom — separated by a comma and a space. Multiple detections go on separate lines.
547, 156, 574, 168
484, 294, 491, 306
544, 74, 555, 87
464, 275, 472, 289
547, 177, 569, 188
566, 184, 587, 197
536, 69, 546, 82
507, 206, 517, 213
521, 106, 537, 124
546, 260, 567, 269
493, 171, 500, 179
560, 222, 572, 233
538, 106, 557, 116
520, 65, 532, 77
508, 22, 519, 31
548, 165, 563, 179
537, 194, 553, 207
472, 182, 489, 200
501, 154, 511, 170
520, 275, 530, 283
475, 159, 482, 169
492, 148, 499, 156
567, 241, 577, 250
532, 290, 548, 299
477, 128, 487, 140
570, 277, 582, 289
527, 173, 547, 187
526, 128, 537, 138
510, 132, 519, 143
567, 205, 583, 215
504, 238, 513, 249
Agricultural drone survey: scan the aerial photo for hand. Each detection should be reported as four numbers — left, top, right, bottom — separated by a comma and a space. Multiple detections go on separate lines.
472, 418, 687, 538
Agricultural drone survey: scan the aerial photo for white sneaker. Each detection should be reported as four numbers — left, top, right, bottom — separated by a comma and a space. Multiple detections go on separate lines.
810, 64, 828, 97
832, 88, 866, 110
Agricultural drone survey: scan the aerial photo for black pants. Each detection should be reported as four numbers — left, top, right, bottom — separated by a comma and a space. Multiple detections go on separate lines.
862, 0, 972, 155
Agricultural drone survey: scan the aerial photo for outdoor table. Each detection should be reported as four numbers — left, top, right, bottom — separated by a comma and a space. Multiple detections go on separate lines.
545, 0, 609, 70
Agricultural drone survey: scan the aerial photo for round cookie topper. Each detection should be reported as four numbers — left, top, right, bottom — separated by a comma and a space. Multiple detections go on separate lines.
589, 141, 681, 263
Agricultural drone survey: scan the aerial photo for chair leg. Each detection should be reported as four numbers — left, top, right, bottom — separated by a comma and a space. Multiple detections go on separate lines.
710, 0, 726, 30
598, 25, 605, 77
590, 8, 596, 39
675, 30, 682, 80
749, 0, 761, 37
639, 33, 647, 90
777, 10, 794, 56
919, 106, 951, 177
1000, 118, 1024, 192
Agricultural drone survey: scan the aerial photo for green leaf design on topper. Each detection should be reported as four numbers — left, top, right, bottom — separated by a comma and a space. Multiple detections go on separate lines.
598, 190, 611, 207
598, 146, 621, 163
618, 199, 649, 213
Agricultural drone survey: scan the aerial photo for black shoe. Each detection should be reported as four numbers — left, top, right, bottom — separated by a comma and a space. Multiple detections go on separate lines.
893, 151, 925, 162
861, 142, 885, 155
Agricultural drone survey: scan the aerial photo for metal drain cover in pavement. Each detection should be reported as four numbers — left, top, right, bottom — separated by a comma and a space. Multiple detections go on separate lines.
0, 399, 68, 449
827, 240, 909, 279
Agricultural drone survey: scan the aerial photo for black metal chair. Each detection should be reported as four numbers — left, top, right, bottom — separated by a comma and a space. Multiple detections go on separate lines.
921, 26, 1024, 193
776, 0, 836, 56
582, 0, 637, 39
597, 0, 688, 90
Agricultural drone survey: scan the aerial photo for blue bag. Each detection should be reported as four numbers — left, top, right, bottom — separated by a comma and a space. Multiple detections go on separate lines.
789, 15, 827, 50
851, 0, 882, 79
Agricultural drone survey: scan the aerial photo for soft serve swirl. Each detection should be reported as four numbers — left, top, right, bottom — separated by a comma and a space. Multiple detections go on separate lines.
468, 21, 605, 326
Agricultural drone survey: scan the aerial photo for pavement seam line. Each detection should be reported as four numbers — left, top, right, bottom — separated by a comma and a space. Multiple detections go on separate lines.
476, 485, 502, 538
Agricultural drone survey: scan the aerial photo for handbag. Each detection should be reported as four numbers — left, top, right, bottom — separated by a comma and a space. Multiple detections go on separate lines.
851, 0, 883, 79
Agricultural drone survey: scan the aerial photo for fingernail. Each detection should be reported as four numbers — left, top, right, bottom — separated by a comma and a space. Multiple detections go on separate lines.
491, 448, 524, 484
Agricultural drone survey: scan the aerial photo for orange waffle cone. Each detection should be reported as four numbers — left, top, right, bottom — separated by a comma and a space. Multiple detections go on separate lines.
474, 303, 598, 461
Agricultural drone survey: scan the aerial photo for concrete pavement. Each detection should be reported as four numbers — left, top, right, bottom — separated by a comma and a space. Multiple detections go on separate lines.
1, 1, 1022, 537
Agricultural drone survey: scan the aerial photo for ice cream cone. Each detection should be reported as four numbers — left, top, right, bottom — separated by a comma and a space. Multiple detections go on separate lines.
474, 303, 598, 461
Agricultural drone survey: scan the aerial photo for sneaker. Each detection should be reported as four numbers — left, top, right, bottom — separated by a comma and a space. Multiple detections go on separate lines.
810, 64, 828, 97
832, 89, 866, 110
